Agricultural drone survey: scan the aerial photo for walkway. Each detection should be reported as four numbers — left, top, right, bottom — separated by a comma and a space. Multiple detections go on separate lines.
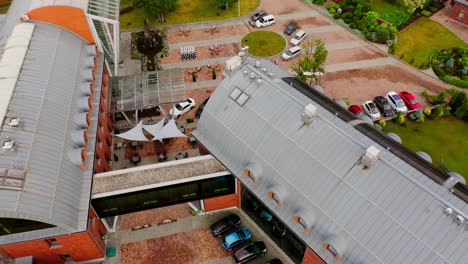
430, 5, 468, 43
325, 57, 396, 72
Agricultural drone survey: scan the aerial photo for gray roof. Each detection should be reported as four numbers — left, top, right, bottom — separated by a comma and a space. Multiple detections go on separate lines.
193, 59, 468, 264
0, 21, 102, 243
0, 0, 33, 59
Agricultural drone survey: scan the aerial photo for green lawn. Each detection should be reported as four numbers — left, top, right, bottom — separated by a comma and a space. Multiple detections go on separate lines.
368, 0, 410, 27
120, 0, 259, 29
394, 18, 468, 69
241, 31, 285, 57
384, 116, 468, 183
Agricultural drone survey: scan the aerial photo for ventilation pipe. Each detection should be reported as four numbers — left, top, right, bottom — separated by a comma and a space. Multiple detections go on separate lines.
302, 104, 317, 125
361, 145, 380, 168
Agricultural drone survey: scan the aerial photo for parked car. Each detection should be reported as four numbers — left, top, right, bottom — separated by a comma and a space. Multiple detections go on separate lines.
210, 214, 240, 237
361, 101, 381, 120
373, 96, 395, 117
169, 98, 196, 118
233, 241, 267, 264
222, 227, 252, 251
290, 30, 306, 46
195, 97, 210, 118
281, 46, 302, 61
386, 91, 408, 114
348, 105, 363, 115
255, 15, 276, 28
284, 21, 297, 35
399, 91, 421, 110
251, 10, 268, 22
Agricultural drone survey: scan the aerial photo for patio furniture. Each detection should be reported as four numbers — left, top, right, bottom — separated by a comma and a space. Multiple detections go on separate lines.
131, 141, 138, 149
158, 153, 167, 162
175, 152, 184, 160
188, 135, 197, 144
183, 152, 189, 158
131, 155, 140, 164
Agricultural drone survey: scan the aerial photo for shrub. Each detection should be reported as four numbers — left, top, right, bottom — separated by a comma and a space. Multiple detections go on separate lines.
329, 8, 336, 15
343, 97, 351, 106
431, 105, 444, 118
327, 3, 340, 10
186, 118, 195, 123
376, 28, 390, 43
374, 123, 383, 131
333, 13, 341, 19
350, 23, 356, 29
378, 119, 387, 128
409, 110, 423, 120
343, 18, 353, 24
429, 6, 438, 12
315, 0, 325, 5
421, 10, 432, 17
423, 108, 432, 116
442, 106, 452, 116
440, 76, 468, 88
395, 112, 407, 126
417, 114, 425, 123
421, 89, 446, 105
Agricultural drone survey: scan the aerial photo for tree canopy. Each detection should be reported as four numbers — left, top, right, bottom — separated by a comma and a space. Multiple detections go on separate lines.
133, 0, 178, 22
401, 0, 425, 13
291, 39, 328, 85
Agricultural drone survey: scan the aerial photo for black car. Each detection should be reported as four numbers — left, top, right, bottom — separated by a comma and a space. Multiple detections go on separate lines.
195, 97, 210, 118
251, 10, 268, 22
210, 214, 241, 237
234, 241, 267, 264
373, 96, 395, 117
284, 21, 297, 35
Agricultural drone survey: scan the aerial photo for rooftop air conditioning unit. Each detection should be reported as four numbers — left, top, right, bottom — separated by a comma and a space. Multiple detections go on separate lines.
255, 60, 261, 67
2, 140, 15, 151
361, 145, 380, 168
455, 215, 464, 224
302, 104, 317, 125
8, 117, 20, 127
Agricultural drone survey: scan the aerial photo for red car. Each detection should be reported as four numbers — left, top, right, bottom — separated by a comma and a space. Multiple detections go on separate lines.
399, 91, 421, 110
348, 105, 363, 115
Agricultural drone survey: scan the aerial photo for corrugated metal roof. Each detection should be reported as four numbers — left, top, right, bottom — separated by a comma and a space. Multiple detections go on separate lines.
194, 59, 468, 264
29, 0, 89, 11
0, 21, 100, 242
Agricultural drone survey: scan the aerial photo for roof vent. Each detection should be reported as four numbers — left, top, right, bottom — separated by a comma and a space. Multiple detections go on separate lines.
301, 104, 317, 125
455, 215, 464, 224
8, 117, 20, 127
243, 70, 248, 75
256, 78, 263, 85
2, 140, 15, 151
361, 145, 380, 168
255, 60, 261, 67
267, 72, 274, 77
445, 207, 453, 215
262, 67, 267, 72
249, 72, 256, 79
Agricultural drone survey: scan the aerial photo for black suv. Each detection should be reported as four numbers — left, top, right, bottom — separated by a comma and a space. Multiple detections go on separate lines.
373, 96, 395, 117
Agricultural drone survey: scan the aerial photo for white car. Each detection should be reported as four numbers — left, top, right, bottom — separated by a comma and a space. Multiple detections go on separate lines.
281, 46, 302, 61
170, 98, 196, 118
361, 101, 381, 120
290, 30, 306, 46
255, 15, 275, 28
386, 91, 407, 114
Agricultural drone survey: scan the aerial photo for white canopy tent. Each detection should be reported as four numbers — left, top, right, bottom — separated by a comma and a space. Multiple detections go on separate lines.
115, 118, 187, 142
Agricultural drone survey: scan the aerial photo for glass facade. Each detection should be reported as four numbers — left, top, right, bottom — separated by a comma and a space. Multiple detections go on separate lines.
0, 218, 54, 236
92, 175, 235, 218
241, 187, 306, 264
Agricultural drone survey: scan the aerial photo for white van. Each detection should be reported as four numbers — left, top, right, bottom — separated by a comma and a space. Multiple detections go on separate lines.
255, 15, 276, 28
281, 46, 302, 61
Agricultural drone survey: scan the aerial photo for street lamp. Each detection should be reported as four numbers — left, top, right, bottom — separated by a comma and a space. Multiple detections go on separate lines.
303, 71, 324, 85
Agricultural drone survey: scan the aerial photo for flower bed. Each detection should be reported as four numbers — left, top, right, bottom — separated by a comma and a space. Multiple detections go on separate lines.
431, 47, 468, 88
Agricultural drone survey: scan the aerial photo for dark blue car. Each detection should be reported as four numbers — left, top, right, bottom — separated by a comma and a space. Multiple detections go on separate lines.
222, 227, 251, 251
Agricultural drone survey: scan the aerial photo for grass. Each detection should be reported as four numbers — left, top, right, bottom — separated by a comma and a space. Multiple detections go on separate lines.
120, 0, 259, 29
368, 0, 410, 27
241, 31, 286, 57
384, 116, 468, 183
394, 18, 468, 69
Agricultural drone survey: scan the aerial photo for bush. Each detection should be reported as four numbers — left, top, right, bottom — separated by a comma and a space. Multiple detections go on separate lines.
417, 114, 425, 123
395, 112, 407, 126
376, 28, 390, 42
410, 57, 415, 64
429, 6, 438, 12
378, 119, 387, 128
349, 23, 356, 29
329, 8, 336, 15
374, 123, 383, 131
327, 3, 340, 10
423, 108, 432, 116
315, 0, 325, 5
431, 105, 444, 118
440, 76, 468, 88
421, 89, 447, 105
442, 106, 452, 116
421, 10, 432, 17
409, 110, 423, 120
343, 18, 353, 24
333, 13, 341, 19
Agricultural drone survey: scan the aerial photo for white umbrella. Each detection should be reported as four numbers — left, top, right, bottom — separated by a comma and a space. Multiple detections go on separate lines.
115, 121, 149, 141
143, 119, 165, 138
152, 118, 187, 142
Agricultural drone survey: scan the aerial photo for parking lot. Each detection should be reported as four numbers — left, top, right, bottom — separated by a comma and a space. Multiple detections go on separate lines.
115, 207, 293, 264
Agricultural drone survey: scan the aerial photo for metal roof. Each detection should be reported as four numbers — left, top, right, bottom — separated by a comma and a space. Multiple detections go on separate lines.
0, 21, 102, 243
110, 69, 186, 113
193, 59, 468, 264
28, 0, 89, 11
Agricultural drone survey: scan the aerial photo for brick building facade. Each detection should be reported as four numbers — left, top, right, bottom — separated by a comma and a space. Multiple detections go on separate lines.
450, 0, 468, 25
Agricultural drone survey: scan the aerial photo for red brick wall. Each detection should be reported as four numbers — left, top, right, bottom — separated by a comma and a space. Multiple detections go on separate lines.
302, 247, 325, 264
204, 193, 239, 212
0, 231, 104, 264
87, 207, 107, 252
449, 2, 468, 25
94, 62, 112, 173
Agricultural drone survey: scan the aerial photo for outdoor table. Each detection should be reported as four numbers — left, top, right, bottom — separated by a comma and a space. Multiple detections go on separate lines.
179, 127, 186, 133
189, 135, 197, 143
117, 142, 123, 148
131, 155, 140, 163
158, 154, 166, 162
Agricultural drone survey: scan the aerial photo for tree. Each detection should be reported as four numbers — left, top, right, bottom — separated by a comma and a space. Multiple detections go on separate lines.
214, 0, 236, 10
134, 0, 178, 23
401, 0, 425, 13
292, 39, 328, 85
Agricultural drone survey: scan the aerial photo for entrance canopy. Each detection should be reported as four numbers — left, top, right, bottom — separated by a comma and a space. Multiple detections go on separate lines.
110, 69, 186, 113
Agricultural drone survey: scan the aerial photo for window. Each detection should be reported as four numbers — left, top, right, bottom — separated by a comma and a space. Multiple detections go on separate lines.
457, 10, 464, 19
60, 253, 73, 261
46, 238, 62, 249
